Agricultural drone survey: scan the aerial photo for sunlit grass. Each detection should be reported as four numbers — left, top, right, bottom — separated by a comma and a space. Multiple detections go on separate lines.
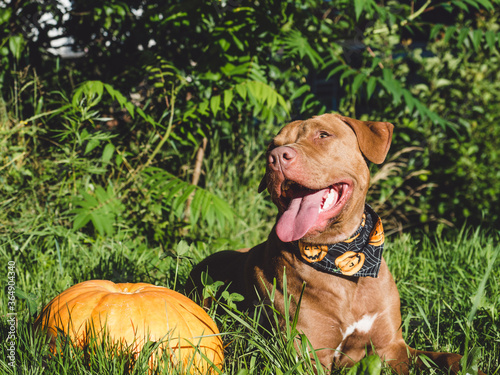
1, 218, 499, 374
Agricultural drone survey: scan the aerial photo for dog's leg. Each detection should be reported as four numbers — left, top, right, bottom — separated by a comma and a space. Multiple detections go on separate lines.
414, 349, 486, 375
374, 341, 414, 374
412, 349, 462, 374
379, 343, 486, 375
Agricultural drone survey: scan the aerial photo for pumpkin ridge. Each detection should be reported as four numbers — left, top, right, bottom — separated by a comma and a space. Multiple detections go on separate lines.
55, 290, 110, 336
179, 303, 219, 340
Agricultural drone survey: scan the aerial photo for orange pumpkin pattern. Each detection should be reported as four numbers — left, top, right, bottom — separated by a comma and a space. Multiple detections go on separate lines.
299, 242, 328, 263
368, 217, 384, 247
344, 214, 366, 244
334, 251, 366, 276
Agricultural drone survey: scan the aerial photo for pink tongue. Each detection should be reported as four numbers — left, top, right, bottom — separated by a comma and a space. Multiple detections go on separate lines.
276, 189, 328, 242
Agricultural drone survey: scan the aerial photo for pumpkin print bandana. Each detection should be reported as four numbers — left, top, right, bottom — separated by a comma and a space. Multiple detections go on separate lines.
294, 204, 384, 278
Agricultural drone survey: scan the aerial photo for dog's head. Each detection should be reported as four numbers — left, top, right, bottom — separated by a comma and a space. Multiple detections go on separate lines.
259, 113, 393, 244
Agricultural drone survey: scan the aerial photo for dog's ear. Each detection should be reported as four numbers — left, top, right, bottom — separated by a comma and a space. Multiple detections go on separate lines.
258, 176, 267, 193
339, 116, 394, 164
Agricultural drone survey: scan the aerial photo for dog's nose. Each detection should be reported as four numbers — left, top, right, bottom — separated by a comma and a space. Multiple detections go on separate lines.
269, 146, 297, 171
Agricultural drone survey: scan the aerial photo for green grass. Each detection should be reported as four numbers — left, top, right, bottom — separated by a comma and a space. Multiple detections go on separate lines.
1, 198, 499, 374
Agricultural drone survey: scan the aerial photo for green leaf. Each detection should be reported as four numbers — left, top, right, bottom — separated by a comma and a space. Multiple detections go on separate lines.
235, 83, 247, 100
485, 30, 497, 51
290, 85, 310, 101
211, 194, 235, 222
435, 78, 452, 88
210, 95, 221, 116
457, 27, 469, 46
277, 95, 288, 112
172, 185, 197, 217
474, 0, 493, 10
72, 80, 104, 108
198, 100, 209, 115
102, 143, 115, 163
339, 69, 356, 86
351, 73, 366, 95
380, 69, 402, 104
429, 24, 444, 40
164, 179, 188, 201
72, 209, 92, 231
70, 184, 123, 236
143, 168, 234, 228
85, 138, 100, 155
266, 90, 277, 108
402, 89, 415, 113
280, 29, 322, 68
0, 7, 12, 24
354, 0, 366, 21
444, 26, 457, 43
189, 188, 204, 225
453, 1, 469, 11
222, 61, 251, 77
470, 29, 482, 52
14, 289, 38, 315
80, 191, 99, 208
231, 32, 245, 51
218, 38, 230, 51
326, 64, 347, 80
90, 211, 106, 236
366, 76, 377, 100
300, 93, 317, 113
95, 185, 108, 202
175, 240, 191, 256
223, 89, 234, 110
347, 354, 382, 375
115, 154, 123, 167
246, 80, 262, 99
8, 34, 25, 61
461, 0, 485, 10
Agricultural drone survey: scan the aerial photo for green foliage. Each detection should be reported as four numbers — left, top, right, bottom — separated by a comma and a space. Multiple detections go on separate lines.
412, 36, 500, 226
1, 1, 500, 372
347, 355, 382, 375
353, 3, 500, 228
71, 183, 124, 236
142, 167, 235, 231
3, 0, 500, 229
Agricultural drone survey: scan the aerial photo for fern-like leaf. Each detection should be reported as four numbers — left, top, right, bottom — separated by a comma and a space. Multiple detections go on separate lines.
142, 167, 234, 230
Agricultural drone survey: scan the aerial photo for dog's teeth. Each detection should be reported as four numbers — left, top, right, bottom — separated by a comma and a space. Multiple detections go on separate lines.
319, 188, 339, 213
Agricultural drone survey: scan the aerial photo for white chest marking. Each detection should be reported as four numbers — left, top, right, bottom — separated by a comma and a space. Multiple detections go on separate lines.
334, 314, 378, 358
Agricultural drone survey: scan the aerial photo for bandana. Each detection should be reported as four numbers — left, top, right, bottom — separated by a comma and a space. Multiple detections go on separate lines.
293, 204, 385, 278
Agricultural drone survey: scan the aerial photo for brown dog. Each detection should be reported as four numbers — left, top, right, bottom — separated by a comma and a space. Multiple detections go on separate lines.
187, 114, 482, 374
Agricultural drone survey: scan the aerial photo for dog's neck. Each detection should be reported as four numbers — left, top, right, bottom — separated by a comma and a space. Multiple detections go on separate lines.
291, 205, 385, 278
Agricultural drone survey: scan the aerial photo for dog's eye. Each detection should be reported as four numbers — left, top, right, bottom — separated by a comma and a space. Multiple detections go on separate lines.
318, 131, 330, 139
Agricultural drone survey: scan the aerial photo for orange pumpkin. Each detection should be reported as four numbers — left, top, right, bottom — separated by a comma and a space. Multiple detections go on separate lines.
34, 280, 223, 373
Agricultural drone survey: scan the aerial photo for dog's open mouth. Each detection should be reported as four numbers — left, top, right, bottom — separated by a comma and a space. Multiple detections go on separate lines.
276, 181, 352, 242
